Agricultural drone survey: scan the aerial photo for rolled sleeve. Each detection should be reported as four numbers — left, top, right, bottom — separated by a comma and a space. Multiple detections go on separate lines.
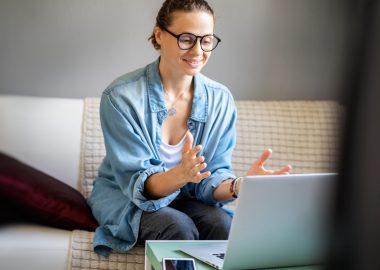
132, 167, 180, 212
197, 170, 236, 205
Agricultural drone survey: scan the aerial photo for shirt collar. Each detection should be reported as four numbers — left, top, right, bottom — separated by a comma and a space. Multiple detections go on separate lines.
147, 58, 207, 123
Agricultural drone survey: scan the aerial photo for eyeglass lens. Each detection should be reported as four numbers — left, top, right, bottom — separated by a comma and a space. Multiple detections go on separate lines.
178, 33, 218, 51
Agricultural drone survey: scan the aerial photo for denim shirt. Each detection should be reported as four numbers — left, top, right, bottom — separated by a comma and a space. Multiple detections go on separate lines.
89, 58, 237, 256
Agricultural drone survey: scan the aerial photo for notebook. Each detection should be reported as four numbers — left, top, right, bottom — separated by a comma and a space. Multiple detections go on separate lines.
180, 173, 337, 269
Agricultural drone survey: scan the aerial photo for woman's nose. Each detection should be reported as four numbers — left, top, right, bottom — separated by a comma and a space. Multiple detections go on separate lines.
189, 39, 203, 55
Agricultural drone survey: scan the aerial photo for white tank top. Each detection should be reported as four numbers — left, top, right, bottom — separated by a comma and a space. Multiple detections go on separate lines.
159, 135, 187, 170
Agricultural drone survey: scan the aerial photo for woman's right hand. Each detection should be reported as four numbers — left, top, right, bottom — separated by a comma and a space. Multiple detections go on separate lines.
177, 131, 211, 183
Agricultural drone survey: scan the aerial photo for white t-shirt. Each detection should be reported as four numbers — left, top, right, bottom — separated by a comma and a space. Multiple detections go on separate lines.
159, 135, 187, 170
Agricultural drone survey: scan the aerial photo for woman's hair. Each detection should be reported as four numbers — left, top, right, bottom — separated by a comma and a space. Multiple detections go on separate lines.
149, 0, 214, 50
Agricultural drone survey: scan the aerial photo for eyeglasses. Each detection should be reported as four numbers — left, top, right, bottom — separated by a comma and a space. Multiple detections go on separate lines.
163, 27, 221, 52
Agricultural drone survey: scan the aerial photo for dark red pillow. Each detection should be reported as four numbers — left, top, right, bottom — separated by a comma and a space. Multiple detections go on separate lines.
0, 152, 98, 230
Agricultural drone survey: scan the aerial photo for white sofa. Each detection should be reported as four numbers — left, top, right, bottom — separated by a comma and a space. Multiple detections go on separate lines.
0, 96, 83, 270
0, 95, 343, 270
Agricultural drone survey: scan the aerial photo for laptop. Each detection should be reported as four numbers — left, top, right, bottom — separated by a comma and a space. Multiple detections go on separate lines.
179, 173, 337, 270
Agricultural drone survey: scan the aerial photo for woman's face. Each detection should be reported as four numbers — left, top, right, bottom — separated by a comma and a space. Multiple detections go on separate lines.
155, 10, 215, 78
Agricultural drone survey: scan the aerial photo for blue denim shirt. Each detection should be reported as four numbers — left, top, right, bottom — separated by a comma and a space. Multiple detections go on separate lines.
89, 58, 237, 256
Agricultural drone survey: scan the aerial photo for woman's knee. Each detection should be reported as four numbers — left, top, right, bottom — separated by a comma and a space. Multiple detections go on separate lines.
199, 208, 232, 240
164, 212, 199, 240
170, 198, 232, 240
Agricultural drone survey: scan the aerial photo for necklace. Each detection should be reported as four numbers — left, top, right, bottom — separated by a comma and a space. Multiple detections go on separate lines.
164, 89, 187, 116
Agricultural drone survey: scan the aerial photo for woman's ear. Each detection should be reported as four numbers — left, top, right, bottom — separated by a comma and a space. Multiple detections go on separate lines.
154, 26, 163, 46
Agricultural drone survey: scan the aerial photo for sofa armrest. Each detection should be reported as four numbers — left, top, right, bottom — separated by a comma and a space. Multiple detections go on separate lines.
0, 95, 84, 189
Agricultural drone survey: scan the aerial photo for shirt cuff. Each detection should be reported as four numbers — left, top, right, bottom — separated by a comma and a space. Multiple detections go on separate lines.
198, 171, 237, 205
132, 166, 180, 212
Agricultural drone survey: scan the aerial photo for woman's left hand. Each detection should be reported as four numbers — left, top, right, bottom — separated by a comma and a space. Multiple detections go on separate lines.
246, 148, 292, 176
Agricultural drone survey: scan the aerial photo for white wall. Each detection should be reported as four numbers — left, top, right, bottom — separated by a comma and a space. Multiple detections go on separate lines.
0, 0, 350, 100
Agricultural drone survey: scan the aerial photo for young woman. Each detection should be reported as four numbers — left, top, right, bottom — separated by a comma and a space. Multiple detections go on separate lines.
89, 0, 291, 256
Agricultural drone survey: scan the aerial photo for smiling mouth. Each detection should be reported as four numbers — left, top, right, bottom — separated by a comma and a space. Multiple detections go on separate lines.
184, 59, 202, 67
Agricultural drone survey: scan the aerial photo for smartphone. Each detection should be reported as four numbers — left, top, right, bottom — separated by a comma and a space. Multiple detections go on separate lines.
162, 258, 197, 270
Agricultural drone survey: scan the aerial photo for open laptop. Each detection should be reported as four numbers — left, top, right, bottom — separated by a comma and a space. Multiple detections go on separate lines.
179, 173, 337, 269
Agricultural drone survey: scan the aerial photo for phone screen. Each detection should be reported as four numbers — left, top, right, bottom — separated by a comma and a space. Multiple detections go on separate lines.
162, 258, 196, 270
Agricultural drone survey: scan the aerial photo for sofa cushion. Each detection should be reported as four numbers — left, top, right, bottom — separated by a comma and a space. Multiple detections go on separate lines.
0, 224, 72, 270
0, 152, 98, 230
232, 101, 343, 176
70, 230, 145, 270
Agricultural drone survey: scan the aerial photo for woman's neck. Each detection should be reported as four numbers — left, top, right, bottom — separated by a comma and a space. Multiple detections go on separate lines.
159, 61, 193, 95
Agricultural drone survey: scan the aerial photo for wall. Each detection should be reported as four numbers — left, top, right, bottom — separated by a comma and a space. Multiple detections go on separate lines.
0, 0, 350, 100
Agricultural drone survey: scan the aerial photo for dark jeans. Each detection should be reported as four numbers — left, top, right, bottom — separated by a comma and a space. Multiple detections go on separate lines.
138, 198, 232, 243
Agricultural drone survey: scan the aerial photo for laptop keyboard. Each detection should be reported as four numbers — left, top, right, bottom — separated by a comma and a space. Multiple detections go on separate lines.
212, 253, 225, 260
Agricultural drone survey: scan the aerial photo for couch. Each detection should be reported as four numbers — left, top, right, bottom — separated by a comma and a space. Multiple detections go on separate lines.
0, 95, 343, 270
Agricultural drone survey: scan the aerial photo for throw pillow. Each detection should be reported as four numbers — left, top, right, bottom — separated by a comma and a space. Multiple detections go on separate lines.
0, 152, 98, 230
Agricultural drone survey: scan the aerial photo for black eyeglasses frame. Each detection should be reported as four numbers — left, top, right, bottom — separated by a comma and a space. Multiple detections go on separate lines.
162, 27, 221, 52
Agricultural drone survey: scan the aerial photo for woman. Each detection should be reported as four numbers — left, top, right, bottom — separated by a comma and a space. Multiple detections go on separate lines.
89, 0, 291, 256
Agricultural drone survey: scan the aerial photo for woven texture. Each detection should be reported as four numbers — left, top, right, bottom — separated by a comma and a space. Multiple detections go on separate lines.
72, 98, 343, 270
232, 101, 343, 177
79, 98, 105, 199
70, 230, 144, 270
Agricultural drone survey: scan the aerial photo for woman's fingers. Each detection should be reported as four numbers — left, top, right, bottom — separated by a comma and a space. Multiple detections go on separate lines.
256, 148, 272, 167
182, 131, 202, 158
194, 162, 207, 174
184, 158, 209, 182
193, 171, 211, 182
193, 155, 205, 165
247, 149, 272, 175
182, 130, 194, 154
247, 149, 293, 176
179, 131, 210, 182
182, 149, 204, 166
187, 158, 207, 175
273, 165, 292, 175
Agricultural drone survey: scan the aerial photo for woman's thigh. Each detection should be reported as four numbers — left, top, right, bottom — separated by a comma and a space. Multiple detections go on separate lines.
170, 198, 232, 240
138, 206, 199, 243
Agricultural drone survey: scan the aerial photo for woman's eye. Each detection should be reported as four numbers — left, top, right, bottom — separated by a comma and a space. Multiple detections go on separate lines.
179, 35, 195, 44
202, 37, 213, 45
